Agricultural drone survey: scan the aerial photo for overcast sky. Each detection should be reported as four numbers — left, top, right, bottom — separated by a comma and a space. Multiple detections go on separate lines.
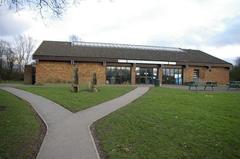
0, 0, 240, 63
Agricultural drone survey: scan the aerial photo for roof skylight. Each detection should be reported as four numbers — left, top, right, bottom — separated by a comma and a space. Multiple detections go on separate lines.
72, 41, 184, 52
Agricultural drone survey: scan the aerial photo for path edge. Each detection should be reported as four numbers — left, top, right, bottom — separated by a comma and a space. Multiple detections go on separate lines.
0, 87, 49, 159
88, 86, 150, 159
88, 124, 101, 159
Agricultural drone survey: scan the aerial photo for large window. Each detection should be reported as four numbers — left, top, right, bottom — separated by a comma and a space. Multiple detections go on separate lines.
106, 66, 131, 84
163, 68, 182, 85
136, 67, 158, 84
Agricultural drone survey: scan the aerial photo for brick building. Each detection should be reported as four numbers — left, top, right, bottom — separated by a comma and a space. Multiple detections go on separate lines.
32, 41, 232, 85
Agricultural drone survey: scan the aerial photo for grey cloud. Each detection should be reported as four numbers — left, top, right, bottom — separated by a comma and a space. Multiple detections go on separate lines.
0, 9, 29, 36
147, 18, 240, 49
146, 31, 208, 49
210, 16, 240, 46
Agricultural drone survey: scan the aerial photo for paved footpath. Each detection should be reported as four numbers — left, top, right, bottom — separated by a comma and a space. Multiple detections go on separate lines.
0, 86, 149, 159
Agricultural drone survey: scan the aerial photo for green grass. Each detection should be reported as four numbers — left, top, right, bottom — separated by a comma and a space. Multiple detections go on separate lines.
95, 87, 240, 159
0, 90, 44, 159
0, 80, 23, 84
19, 85, 134, 112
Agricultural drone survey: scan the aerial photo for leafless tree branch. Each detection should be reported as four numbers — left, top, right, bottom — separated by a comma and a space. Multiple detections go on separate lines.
0, 40, 17, 73
14, 35, 35, 72
1, 0, 68, 17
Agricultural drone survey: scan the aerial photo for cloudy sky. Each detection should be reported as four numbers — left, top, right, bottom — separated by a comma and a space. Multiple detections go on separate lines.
0, 0, 240, 63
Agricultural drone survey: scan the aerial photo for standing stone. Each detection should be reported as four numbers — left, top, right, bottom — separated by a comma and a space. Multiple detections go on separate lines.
90, 72, 98, 92
72, 66, 79, 92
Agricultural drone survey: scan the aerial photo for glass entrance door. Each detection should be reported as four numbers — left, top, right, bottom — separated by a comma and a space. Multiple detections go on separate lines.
136, 67, 157, 84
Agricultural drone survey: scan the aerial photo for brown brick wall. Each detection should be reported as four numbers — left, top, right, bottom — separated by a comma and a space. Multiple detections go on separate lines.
183, 66, 229, 84
77, 63, 106, 85
204, 67, 229, 84
131, 64, 136, 85
158, 67, 163, 85
36, 61, 106, 84
36, 61, 72, 84
24, 65, 33, 84
36, 61, 229, 85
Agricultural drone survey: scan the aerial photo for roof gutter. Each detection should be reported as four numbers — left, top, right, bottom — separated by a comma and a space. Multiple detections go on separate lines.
118, 59, 176, 65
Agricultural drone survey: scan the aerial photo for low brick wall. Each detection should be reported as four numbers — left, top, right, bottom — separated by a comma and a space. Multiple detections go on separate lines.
36, 61, 106, 85
24, 65, 33, 84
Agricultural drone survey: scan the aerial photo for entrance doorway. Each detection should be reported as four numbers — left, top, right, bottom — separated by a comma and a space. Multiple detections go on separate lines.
136, 67, 157, 84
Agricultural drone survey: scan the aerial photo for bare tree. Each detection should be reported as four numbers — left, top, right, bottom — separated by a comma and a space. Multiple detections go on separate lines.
0, 40, 9, 56
1, 0, 113, 18
0, 40, 9, 70
0, 40, 17, 73
69, 34, 81, 42
235, 57, 240, 67
14, 35, 35, 72
24, 36, 35, 65
230, 57, 240, 81
6, 49, 17, 73
1, 0, 67, 17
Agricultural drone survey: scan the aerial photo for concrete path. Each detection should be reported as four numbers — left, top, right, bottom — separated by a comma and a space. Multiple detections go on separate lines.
0, 86, 149, 159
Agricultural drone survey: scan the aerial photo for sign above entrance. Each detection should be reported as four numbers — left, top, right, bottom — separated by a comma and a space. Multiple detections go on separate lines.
118, 59, 176, 65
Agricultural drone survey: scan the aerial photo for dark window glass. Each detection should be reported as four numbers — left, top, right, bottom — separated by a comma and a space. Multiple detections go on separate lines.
106, 66, 131, 84
135, 67, 157, 84
162, 68, 183, 85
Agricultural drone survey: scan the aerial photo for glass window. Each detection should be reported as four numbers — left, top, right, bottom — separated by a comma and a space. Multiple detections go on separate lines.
136, 67, 156, 84
153, 68, 157, 76
171, 69, 174, 76
106, 66, 131, 84
162, 68, 183, 85
174, 69, 178, 74
166, 69, 170, 76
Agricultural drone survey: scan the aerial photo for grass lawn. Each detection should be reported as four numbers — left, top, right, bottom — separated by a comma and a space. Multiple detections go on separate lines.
0, 80, 23, 84
19, 85, 134, 112
94, 87, 240, 159
0, 90, 45, 159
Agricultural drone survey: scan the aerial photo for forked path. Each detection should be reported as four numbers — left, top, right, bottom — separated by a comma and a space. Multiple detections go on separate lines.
0, 86, 149, 159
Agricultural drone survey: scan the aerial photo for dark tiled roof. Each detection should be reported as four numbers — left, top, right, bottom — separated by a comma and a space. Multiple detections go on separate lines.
33, 41, 231, 66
